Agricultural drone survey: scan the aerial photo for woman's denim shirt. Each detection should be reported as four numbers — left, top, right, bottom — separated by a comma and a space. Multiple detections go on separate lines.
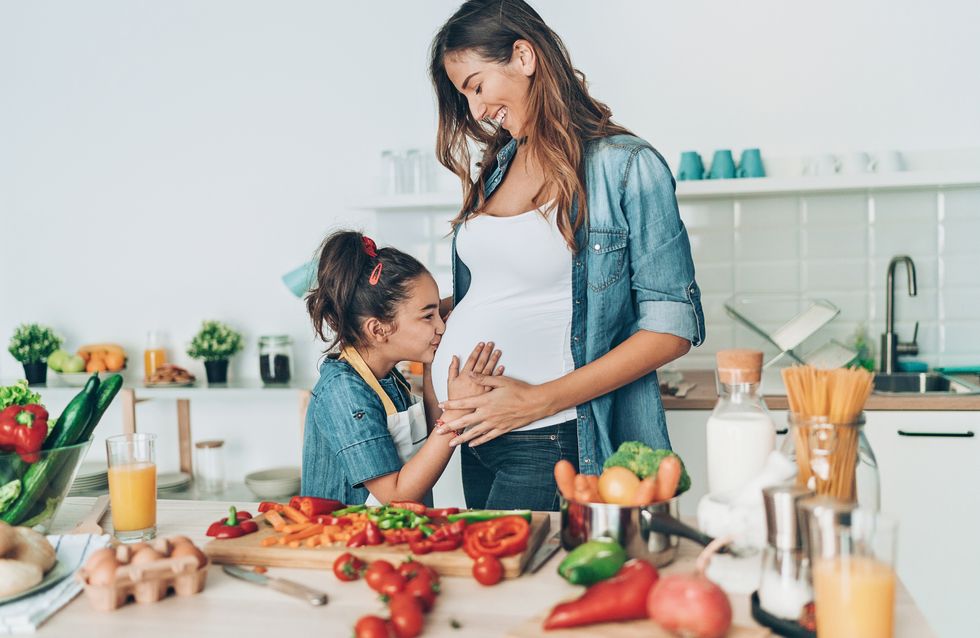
301, 357, 413, 504
451, 134, 705, 474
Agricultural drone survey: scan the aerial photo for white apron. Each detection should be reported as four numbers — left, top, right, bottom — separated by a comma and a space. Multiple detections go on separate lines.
339, 347, 428, 506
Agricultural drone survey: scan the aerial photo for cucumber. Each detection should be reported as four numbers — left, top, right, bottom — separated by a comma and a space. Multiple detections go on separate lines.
42, 374, 100, 450
3, 376, 100, 524
78, 374, 123, 442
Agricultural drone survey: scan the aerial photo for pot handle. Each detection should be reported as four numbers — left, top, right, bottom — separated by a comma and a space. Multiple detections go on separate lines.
644, 511, 732, 554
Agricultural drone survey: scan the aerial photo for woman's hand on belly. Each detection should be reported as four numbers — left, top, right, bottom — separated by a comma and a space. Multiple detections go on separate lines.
436, 374, 551, 447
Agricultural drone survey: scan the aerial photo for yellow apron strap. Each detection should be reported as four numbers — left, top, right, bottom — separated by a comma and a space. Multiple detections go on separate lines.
338, 346, 398, 417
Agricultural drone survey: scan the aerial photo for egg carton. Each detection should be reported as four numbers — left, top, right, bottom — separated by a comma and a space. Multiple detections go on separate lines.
76, 537, 210, 611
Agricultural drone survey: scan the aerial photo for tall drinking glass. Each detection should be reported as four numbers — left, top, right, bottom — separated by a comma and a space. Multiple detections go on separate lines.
106, 433, 157, 542
809, 506, 897, 638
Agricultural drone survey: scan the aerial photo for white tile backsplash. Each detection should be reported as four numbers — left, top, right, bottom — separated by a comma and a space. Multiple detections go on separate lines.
804, 227, 868, 260
735, 261, 800, 293
735, 227, 799, 260
803, 259, 868, 292
802, 194, 868, 227
679, 200, 734, 230
941, 287, 980, 321
940, 187, 980, 221
688, 230, 734, 263
872, 191, 938, 224
942, 218, 980, 256
871, 222, 938, 258
735, 196, 800, 228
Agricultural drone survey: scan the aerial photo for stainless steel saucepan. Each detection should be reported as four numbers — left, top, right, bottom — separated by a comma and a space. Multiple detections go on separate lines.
559, 496, 736, 567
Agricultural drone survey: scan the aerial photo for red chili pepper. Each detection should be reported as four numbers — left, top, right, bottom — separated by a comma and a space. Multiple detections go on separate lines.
389, 501, 427, 515
346, 530, 368, 548
296, 496, 344, 518
463, 516, 529, 559
364, 521, 384, 546
0, 404, 49, 463
409, 538, 433, 555
257, 501, 283, 513
543, 560, 660, 630
206, 507, 259, 539
425, 507, 460, 518
430, 536, 462, 552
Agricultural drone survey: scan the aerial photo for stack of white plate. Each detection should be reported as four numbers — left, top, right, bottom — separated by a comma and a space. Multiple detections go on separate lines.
157, 471, 193, 493
244, 467, 301, 499
68, 461, 108, 495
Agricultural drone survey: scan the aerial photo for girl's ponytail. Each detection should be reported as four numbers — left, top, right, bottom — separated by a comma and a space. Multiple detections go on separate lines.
306, 231, 427, 351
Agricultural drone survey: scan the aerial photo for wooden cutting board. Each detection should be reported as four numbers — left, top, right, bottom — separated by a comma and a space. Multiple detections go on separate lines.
203, 513, 551, 578
507, 615, 770, 637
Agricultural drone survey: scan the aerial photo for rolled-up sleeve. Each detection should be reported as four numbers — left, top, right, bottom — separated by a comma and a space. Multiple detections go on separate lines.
621, 147, 705, 346
312, 375, 402, 488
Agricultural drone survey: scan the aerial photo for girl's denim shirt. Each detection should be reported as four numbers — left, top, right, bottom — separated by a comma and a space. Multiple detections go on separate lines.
301, 357, 413, 503
451, 134, 705, 474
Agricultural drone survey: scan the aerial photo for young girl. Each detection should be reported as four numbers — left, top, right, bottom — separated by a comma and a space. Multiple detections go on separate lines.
300, 230, 501, 505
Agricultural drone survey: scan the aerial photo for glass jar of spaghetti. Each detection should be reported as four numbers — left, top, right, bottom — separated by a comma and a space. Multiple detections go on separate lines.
779, 413, 880, 511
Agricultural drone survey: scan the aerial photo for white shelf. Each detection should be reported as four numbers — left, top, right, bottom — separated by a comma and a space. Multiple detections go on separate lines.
4, 378, 314, 400
360, 170, 980, 210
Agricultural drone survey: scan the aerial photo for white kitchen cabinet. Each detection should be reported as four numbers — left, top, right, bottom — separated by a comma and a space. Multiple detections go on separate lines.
863, 411, 979, 638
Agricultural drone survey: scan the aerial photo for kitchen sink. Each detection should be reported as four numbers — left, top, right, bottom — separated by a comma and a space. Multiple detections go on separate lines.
873, 372, 980, 395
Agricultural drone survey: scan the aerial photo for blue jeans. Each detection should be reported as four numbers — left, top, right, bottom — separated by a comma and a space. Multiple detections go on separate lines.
460, 420, 579, 511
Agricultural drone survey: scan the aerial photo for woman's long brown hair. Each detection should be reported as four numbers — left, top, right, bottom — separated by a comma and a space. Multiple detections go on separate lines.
430, 0, 632, 250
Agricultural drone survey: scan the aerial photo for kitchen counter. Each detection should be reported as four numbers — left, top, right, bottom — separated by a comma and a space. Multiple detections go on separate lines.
663, 370, 980, 411
37, 497, 934, 637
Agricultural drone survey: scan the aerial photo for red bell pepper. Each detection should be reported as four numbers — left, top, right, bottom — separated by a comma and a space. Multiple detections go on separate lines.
389, 500, 427, 515
463, 516, 530, 559
206, 506, 259, 539
364, 521, 384, 546
543, 560, 660, 630
347, 530, 368, 548
0, 404, 49, 463
425, 507, 460, 518
257, 501, 284, 513
295, 496, 344, 518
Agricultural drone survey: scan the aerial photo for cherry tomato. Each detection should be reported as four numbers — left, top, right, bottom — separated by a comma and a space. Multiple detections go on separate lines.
388, 593, 424, 638
403, 576, 436, 612
365, 560, 396, 592
378, 571, 407, 596
332, 552, 365, 582
472, 554, 503, 586
398, 560, 424, 581
354, 615, 391, 638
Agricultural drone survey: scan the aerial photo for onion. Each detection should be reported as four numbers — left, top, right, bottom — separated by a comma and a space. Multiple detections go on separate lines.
647, 537, 733, 638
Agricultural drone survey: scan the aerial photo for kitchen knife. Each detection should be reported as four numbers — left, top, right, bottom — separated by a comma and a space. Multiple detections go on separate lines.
526, 530, 561, 573
222, 565, 328, 606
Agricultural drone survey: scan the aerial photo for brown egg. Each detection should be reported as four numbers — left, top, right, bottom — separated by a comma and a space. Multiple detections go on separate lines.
86, 556, 119, 586
167, 535, 194, 548
170, 542, 207, 568
130, 547, 164, 566
84, 547, 116, 572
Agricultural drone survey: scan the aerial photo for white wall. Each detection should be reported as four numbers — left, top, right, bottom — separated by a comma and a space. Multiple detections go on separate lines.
3, 2, 980, 473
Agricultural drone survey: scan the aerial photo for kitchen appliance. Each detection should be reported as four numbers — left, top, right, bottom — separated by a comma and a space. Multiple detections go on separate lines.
222, 565, 327, 606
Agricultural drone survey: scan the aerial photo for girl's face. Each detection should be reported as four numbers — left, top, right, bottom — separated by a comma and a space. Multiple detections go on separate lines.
381, 274, 445, 364
444, 41, 536, 138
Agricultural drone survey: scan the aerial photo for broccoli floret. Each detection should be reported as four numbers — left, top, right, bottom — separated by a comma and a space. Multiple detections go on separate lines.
602, 441, 691, 495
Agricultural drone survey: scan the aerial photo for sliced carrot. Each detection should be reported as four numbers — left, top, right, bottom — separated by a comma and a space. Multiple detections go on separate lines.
305, 535, 322, 548
260, 535, 280, 547
281, 505, 310, 524
320, 524, 341, 535
282, 522, 313, 534
265, 510, 287, 532
283, 523, 324, 543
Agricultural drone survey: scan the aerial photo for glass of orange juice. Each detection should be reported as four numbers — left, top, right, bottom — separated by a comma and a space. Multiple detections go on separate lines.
106, 433, 157, 542
144, 330, 167, 380
809, 506, 898, 638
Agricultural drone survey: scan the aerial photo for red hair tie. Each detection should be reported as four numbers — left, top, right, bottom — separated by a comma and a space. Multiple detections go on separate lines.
369, 263, 383, 285
361, 236, 378, 258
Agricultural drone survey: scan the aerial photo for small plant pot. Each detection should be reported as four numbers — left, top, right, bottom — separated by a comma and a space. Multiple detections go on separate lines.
23, 361, 48, 385
203, 359, 229, 384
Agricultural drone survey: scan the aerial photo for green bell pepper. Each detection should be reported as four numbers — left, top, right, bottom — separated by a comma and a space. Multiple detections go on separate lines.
557, 537, 627, 586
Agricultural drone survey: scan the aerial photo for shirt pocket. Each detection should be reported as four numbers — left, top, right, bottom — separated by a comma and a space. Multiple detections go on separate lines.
586, 227, 629, 292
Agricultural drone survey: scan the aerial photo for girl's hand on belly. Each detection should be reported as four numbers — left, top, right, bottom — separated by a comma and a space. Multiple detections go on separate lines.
437, 374, 549, 447
447, 341, 503, 400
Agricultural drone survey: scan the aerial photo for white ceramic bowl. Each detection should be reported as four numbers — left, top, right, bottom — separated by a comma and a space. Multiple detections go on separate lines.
244, 467, 301, 499
51, 369, 123, 387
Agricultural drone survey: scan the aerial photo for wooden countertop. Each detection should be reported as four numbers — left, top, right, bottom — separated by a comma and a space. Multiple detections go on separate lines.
40, 497, 935, 637
663, 370, 980, 411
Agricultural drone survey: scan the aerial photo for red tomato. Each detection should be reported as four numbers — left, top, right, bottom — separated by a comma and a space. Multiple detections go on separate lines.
354, 615, 390, 638
365, 560, 396, 592
388, 593, 424, 638
332, 552, 365, 582
398, 560, 423, 581
378, 571, 407, 596
403, 576, 437, 612
472, 554, 503, 586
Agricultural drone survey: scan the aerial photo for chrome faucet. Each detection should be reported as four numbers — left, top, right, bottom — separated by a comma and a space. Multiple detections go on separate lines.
881, 255, 919, 374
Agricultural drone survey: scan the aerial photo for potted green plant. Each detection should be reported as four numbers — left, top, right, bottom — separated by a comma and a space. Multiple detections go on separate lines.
7, 324, 63, 385
187, 320, 244, 384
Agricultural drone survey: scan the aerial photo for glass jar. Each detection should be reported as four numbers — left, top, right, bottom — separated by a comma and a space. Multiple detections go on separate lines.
259, 335, 292, 385
706, 350, 777, 495
779, 412, 880, 511
194, 439, 226, 495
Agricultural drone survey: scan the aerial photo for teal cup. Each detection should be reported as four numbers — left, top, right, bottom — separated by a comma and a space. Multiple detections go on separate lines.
676, 151, 705, 181
706, 149, 736, 179
737, 148, 765, 178
282, 260, 317, 298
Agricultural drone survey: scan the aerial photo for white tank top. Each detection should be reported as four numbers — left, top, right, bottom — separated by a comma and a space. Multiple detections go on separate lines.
431, 205, 578, 430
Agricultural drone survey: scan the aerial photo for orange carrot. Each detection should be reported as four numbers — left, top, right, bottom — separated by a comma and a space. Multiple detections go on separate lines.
654, 455, 682, 502
260, 535, 280, 547
573, 474, 591, 502
585, 474, 601, 502
305, 535, 322, 548
634, 476, 659, 506
554, 460, 577, 501
282, 522, 313, 534
281, 505, 309, 524
283, 523, 324, 543
265, 510, 287, 532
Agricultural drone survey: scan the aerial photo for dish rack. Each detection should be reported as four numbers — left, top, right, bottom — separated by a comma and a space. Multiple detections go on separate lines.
724, 296, 857, 369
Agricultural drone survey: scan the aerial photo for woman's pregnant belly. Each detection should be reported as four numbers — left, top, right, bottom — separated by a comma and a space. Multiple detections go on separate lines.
430, 290, 576, 430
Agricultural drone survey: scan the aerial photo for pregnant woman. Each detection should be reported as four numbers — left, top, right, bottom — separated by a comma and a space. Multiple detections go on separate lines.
428, 0, 705, 510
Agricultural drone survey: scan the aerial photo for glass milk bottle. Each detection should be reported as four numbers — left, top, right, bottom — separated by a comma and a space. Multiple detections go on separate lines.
706, 349, 777, 495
